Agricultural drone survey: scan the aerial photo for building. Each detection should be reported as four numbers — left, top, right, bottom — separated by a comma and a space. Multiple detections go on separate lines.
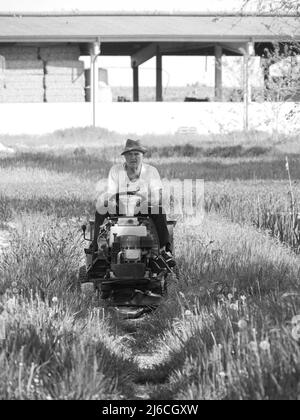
0, 11, 299, 134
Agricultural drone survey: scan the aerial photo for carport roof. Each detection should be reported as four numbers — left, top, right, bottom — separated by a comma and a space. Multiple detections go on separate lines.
0, 13, 299, 43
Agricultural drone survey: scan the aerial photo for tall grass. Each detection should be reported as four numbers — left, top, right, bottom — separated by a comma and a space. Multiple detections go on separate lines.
204, 181, 300, 252
128, 215, 300, 400
2, 212, 299, 399
0, 213, 135, 399
0, 294, 134, 399
2, 127, 300, 153
0, 138, 299, 400
0, 214, 83, 298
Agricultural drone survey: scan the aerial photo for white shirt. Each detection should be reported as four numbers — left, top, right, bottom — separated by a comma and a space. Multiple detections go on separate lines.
96, 162, 162, 214
108, 162, 162, 201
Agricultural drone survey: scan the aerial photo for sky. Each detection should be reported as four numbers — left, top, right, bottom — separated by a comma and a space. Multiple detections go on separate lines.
0, 0, 268, 87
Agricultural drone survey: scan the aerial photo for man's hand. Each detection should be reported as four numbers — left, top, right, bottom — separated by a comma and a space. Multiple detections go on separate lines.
96, 192, 117, 214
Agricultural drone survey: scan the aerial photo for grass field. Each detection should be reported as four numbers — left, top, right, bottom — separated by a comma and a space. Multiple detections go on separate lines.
110, 85, 263, 103
0, 128, 299, 400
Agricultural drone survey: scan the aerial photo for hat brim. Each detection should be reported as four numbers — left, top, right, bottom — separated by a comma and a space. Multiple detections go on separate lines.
121, 147, 147, 155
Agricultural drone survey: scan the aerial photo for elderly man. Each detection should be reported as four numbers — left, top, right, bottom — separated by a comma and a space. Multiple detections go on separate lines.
92, 139, 175, 268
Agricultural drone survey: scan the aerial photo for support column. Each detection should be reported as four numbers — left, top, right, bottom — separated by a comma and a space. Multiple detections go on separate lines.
156, 45, 162, 102
243, 52, 249, 130
214, 45, 223, 101
90, 40, 101, 127
132, 64, 139, 102
243, 42, 254, 130
89, 54, 94, 104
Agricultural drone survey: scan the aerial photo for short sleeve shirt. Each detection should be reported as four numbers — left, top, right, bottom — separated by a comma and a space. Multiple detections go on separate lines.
107, 162, 162, 204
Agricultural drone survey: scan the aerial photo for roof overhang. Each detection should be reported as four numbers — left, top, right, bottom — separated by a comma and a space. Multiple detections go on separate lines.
0, 14, 299, 44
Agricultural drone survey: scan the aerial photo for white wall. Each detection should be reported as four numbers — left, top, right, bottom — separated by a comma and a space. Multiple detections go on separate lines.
0, 102, 299, 136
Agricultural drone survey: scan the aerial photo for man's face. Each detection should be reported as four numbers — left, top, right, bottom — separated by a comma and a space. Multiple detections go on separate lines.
124, 151, 143, 170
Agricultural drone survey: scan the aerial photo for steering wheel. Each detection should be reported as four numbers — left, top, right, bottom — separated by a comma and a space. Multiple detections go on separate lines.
108, 191, 149, 215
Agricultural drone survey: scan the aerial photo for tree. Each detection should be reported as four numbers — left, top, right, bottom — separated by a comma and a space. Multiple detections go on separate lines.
239, 1, 300, 135
262, 43, 300, 102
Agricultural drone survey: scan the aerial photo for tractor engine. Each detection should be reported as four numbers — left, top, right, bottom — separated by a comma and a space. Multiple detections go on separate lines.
118, 235, 142, 263
108, 217, 156, 279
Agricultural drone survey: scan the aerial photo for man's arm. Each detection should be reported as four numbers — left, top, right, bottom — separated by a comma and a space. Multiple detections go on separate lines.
96, 166, 119, 213
107, 165, 119, 197
149, 167, 163, 208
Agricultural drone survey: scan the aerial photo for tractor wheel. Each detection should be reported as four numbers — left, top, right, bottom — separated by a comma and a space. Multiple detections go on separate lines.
100, 290, 111, 299
161, 275, 168, 296
81, 282, 95, 295
79, 265, 88, 283
76, 265, 87, 293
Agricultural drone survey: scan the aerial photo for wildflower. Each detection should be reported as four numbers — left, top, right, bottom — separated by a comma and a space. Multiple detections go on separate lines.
11, 281, 17, 288
249, 341, 258, 352
12, 288, 18, 295
238, 319, 248, 330
185, 310, 193, 317
52, 296, 58, 304
291, 325, 300, 342
281, 292, 298, 299
6, 297, 17, 311
240, 295, 247, 303
219, 372, 227, 378
259, 340, 270, 351
230, 302, 239, 311
227, 293, 233, 301
291, 315, 300, 327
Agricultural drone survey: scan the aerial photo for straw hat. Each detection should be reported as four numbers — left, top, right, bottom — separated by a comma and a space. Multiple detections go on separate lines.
121, 139, 147, 155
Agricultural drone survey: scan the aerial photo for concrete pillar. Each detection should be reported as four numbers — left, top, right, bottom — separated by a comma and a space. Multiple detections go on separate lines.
89, 40, 101, 127
214, 45, 223, 101
132, 65, 139, 102
89, 55, 94, 104
243, 52, 250, 130
243, 42, 254, 130
156, 45, 163, 102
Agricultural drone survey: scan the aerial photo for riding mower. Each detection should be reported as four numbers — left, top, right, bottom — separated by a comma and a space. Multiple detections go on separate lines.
78, 192, 177, 319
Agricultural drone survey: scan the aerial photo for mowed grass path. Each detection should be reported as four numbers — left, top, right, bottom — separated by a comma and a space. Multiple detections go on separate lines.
0, 148, 299, 400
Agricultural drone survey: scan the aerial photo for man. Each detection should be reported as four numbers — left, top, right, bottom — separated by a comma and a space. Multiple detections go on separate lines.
93, 138, 175, 268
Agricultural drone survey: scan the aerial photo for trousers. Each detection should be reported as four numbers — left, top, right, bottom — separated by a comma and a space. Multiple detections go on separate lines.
93, 208, 170, 249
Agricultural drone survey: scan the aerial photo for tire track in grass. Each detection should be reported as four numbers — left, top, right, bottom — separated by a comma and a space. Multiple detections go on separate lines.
0, 222, 17, 255
0, 229, 10, 254
116, 279, 180, 400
